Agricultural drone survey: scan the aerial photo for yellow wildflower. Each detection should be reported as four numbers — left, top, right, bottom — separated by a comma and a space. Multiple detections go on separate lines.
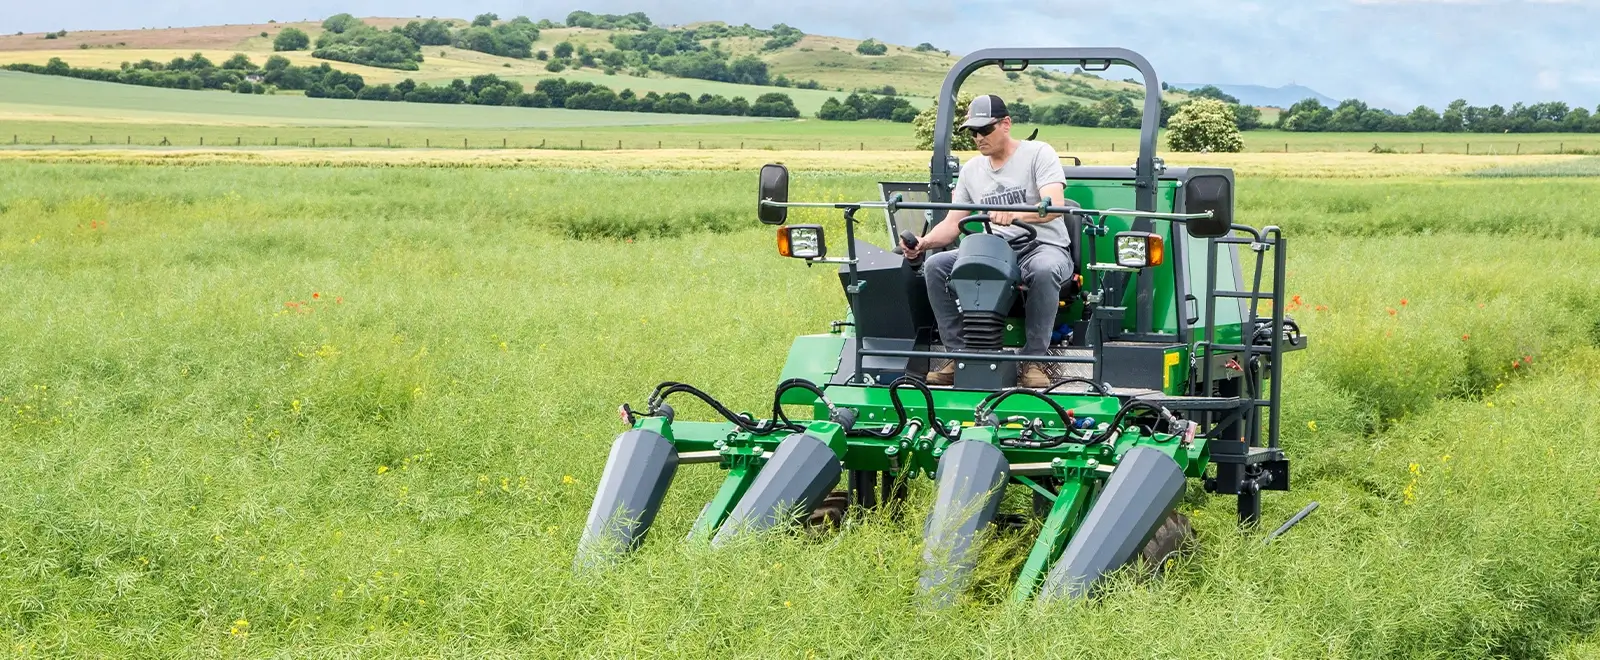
376, 465, 389, 475
562, 475, 577, 485
1306, 420, 1318, 432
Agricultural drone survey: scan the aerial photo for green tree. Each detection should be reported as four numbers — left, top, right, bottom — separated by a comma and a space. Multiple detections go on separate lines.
913, 93, 976, 151
1186, 85, 1240, 104
1166, 99, 1243, 152
856, 39, 888, 56
472, 13, 498, 27
221, 53, 258, 70
1407, 105, 1441, 132
1234, 104, 1262, 130
401, 19, 453, 46
321, 14, 362, 34
273, 28, 310, 51
553, 42, 575, 59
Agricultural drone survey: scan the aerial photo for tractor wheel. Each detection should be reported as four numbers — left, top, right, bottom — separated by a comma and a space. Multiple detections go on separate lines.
804, 490, 850, 535
1137, 512, 1195, 578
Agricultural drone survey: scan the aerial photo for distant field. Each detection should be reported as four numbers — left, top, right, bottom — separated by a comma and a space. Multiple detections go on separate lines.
0, 71, 767, 131
0, 46, 862, 115
0, 148, 1580, 181
6, 68, 1598, 155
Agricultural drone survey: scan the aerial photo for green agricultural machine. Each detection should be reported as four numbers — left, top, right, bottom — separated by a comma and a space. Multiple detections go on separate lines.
578, 48, 1308, 603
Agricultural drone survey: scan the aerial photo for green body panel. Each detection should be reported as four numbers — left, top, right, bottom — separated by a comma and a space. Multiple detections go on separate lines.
1063, 179, 1181, 336
777, 334, 846, 391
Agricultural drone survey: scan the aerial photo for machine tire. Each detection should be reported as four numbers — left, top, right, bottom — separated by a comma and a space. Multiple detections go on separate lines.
804, 490, 851, 535
1136, 511, 1195, 578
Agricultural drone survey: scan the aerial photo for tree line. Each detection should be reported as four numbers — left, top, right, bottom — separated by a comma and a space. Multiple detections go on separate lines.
1277, 98, 1600, 133
816, 92, 918, 122
3, 54, 355, 95
4, 54, 800, 118
336, 75, 799, 118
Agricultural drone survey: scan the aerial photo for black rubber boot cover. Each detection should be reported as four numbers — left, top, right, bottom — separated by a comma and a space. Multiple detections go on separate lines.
575, 429, 679, 570
918, 440, 1010, 606
711, 432, 842, 547
1039, 446, 1186, 602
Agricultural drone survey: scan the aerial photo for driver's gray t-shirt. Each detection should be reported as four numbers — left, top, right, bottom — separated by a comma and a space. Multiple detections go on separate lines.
953, 140, 1071, 248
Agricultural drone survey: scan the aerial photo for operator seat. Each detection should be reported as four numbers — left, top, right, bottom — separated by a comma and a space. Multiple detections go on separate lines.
1013, 212, 1085, 315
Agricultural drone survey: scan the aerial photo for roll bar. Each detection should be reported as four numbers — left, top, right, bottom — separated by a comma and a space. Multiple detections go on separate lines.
930, 48, 1164, 214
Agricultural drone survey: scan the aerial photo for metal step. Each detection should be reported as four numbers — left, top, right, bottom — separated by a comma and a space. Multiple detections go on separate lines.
1044, 347, 1093, 381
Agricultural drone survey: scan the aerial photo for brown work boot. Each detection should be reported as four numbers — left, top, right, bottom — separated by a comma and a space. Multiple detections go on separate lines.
1019, 364, 1052, 389
926, 361, 956, 386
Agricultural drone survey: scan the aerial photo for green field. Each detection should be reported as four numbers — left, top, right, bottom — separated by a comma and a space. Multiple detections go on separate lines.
8, 71, 1600, 154
0, 157, 1597, 656
0, 70, 768, 129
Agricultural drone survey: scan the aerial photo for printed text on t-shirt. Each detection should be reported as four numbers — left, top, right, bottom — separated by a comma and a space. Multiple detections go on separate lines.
980, 187, 1027, 206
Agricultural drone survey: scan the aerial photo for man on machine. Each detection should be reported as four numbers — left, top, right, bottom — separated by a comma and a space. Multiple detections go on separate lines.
901, 94, 1077, 388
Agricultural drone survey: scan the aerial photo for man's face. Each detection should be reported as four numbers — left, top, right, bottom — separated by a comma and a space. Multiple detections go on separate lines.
970, 116, 1011, 156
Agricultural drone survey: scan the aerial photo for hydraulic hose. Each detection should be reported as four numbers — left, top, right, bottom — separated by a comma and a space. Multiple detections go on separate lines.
975, 388, 1088, 447
642, 381, 800, 435
1088, 400, 1180, 445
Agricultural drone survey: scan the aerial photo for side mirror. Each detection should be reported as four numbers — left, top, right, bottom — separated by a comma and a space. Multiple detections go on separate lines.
1184, 174, 1233, 238
758, 163, 789, 225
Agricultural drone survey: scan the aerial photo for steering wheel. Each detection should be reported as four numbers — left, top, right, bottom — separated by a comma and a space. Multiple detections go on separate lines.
958, 214, 1038, 250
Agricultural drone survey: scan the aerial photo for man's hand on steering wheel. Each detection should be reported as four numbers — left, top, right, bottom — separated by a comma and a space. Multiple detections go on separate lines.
988, 211, 1020, 226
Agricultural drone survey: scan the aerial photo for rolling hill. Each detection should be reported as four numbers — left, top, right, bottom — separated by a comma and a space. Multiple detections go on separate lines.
0, 16, 1187, 116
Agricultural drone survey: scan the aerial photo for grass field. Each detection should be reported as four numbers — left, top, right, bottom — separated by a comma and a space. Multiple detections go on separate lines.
8, 71, 1600, 154
0, 154, 1597, 656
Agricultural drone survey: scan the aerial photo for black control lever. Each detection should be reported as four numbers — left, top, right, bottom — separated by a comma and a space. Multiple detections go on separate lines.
894, 230, 922, 265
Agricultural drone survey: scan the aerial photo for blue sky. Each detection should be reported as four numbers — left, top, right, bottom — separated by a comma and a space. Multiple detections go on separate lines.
3, 0, 1593, 110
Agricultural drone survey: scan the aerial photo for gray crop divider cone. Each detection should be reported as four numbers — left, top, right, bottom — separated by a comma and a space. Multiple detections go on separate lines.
711, 432, 842, 547
575, 429, 680, 571
1039, 446, 1186, 602
918, 440, 1010, 606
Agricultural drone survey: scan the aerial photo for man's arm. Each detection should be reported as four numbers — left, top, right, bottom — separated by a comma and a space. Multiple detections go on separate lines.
902, 209, 967, 259
990, 182, 1069, 225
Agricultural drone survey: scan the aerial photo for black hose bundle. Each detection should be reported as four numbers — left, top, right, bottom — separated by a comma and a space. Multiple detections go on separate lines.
632, 377, 966, 442
639, 381, 804, 435
1087, 399, 1181, 445
974, 388, 1087, 448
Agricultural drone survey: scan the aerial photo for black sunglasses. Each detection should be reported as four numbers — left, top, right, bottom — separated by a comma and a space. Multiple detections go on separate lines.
965, 119, 1005, 137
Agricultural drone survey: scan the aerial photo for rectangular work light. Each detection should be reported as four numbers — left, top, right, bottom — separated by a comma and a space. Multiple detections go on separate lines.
1114, 231, 1165, 269
778, 224, 826, 259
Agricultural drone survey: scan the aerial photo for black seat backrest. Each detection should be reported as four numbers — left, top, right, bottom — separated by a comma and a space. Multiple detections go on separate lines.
1064, 212, 1082, 270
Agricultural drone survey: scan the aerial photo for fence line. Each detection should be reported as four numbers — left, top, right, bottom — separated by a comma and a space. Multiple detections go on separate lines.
4, 134, 1599, 156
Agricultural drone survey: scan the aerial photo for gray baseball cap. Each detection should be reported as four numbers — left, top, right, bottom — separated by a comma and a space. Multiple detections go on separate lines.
961, 95, 1010, 129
